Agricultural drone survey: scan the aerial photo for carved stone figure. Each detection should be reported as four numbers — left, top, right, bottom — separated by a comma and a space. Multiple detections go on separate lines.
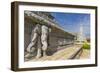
41, 25, 49, 56
25, 24, 41, 58
25, 23, 51, 58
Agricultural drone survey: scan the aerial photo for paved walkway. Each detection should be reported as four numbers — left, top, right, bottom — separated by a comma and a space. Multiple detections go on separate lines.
27, 44, 83, 62
79, 49, 90, 59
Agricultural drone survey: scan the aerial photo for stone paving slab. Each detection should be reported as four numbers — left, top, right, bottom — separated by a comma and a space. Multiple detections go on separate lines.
27, 45, 83, 61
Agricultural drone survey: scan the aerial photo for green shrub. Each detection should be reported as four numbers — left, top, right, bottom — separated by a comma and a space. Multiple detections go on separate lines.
82, 43, 90, 50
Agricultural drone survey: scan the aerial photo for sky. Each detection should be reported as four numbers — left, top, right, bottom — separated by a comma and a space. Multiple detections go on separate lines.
51, 12, 90, 38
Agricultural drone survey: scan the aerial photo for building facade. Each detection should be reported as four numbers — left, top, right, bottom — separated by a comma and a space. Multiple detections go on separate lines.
24, 11, 75, 56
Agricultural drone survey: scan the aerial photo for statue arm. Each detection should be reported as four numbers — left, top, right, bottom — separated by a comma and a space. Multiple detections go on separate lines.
31, 33, 38, 42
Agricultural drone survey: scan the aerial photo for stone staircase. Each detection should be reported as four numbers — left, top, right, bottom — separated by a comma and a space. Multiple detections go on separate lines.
28, 44, 83, 61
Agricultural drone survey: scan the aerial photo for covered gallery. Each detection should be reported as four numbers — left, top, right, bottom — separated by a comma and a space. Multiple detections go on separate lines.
24, 11, 75, 55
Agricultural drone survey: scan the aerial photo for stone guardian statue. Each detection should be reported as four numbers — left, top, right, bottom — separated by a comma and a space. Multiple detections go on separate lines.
25, 24, 41, 58
41, 25, 51, 57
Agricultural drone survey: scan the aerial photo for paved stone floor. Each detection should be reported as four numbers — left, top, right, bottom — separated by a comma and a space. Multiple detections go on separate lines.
25, 44, 85, 62
79, 49, 90, 59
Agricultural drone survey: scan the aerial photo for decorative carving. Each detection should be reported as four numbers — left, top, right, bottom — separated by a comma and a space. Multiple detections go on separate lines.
25, 24, 50, 58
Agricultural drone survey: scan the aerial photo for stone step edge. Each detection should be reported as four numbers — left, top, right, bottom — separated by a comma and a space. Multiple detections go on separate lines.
68, 47, 82, 59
